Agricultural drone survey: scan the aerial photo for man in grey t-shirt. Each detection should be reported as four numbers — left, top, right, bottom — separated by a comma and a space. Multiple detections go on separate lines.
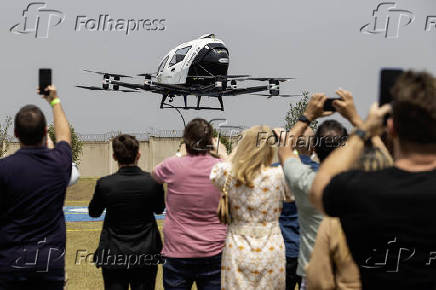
276, 93, 348, 288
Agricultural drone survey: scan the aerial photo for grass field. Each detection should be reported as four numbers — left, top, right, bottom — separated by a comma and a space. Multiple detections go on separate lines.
65, 178, 195, 290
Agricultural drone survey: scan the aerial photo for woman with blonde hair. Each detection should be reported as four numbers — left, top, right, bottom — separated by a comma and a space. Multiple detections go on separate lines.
210, 125, 292, 290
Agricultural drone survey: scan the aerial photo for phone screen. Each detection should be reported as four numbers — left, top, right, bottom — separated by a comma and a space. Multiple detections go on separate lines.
39, 68, 52, 95
379, 68, 403, 105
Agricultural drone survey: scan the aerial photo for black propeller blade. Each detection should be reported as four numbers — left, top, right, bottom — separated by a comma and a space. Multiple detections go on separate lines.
242, 77, 295, 82
250, 93, 302, 99
75, 85, 138, 93
116, 89, 139, 93
83, 69, 133, 78
76, 85, 104, 91
186, 74, 251, 79
137, 73, 158, 77
226, 74, 251, 78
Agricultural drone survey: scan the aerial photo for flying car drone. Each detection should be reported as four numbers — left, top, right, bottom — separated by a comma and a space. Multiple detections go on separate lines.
77, 34, 299, 111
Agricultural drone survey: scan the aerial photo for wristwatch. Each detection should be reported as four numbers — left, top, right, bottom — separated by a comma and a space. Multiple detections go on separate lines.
351, 128, 369, 142
298, 115, 311, 125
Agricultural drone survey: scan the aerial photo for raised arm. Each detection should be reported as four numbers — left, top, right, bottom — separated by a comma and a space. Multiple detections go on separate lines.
40, 85, 71, 145
277, 93, 332, 165
309, 102, 392, 214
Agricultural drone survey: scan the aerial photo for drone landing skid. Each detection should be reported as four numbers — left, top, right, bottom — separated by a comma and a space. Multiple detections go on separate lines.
160, 104, 224, 111
159, 95, 224, 111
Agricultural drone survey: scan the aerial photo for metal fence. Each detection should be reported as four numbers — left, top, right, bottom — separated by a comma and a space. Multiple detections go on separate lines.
7, 127, 245, 143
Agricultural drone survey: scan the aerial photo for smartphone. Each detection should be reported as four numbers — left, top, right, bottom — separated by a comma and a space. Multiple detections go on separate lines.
324, 98, 341, 112
39, 68, 52, 96
379, 68, 403, 105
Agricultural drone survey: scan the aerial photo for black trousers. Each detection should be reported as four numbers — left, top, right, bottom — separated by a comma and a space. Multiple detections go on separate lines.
102, 266, 158, 290
285, 257, 302, 290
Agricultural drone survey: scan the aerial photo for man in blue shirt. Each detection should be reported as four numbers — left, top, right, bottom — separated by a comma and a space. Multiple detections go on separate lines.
277, 126, 319, 290
0, 86, 72, 290
278, 94, 348, 290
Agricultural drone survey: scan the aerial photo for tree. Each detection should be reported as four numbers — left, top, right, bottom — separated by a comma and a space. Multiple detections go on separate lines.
284, 90, 319, 131
0, 116, 12, 158
48, 123, 83, 165
213, 129, 233, 154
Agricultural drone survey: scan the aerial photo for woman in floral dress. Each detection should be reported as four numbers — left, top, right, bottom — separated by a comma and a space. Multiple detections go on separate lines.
210, 125, 292, 290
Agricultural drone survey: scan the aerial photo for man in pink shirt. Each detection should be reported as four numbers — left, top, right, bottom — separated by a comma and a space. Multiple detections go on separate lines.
152, 118, 227, 290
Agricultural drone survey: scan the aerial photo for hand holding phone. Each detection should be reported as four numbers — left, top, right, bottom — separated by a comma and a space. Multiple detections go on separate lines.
379, 68, 403, 124
323, 98, 341, 112
379, 68, 403, 105
333, 89, 363, 127
39, 68, 52, 96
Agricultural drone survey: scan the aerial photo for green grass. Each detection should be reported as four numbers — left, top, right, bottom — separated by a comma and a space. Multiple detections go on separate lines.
66, 220, 167, 290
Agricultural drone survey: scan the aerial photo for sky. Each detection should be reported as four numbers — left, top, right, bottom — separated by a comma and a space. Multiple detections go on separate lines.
1, 0, 435, 134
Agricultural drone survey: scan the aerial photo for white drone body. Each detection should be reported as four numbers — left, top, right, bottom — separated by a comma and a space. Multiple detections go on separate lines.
80, 34, 296, 111
156, 34, 229, 85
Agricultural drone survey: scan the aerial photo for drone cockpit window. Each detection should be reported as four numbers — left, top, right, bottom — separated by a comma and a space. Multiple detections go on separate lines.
158, 55, 169, 72
169, 46, 192, 67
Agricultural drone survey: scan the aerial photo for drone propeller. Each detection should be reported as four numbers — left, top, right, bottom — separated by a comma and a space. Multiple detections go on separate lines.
76, 85, 138, 93
83, 69, 133, 78
251, 93, 302, 99
137, 73, 158, 77
226, 74, 251, 79
76, 85, 103, 91
186, 74, 251, 79
243, 77, 295, 82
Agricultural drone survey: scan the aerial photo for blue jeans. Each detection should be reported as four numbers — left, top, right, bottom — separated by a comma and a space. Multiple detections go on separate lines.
163, 253, 221, 290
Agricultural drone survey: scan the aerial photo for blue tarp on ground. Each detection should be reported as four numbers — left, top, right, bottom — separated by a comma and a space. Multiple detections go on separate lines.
64, 206, 165, 222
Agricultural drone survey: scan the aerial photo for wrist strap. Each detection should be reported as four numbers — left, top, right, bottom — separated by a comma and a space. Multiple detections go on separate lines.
50, 98, 60, 107
352, 128, 369, 142
298, 115, 311, 125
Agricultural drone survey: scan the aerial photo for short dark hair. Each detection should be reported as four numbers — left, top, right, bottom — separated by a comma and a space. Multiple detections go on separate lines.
314, 119, 348, 163
112, 134, 139, 165
14, 105, 47, 146
391, 71, 436, 144
183, 118, 213, 155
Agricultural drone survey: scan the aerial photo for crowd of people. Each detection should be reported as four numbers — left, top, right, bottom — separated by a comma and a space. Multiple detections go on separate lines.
0, 70, 435, 290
